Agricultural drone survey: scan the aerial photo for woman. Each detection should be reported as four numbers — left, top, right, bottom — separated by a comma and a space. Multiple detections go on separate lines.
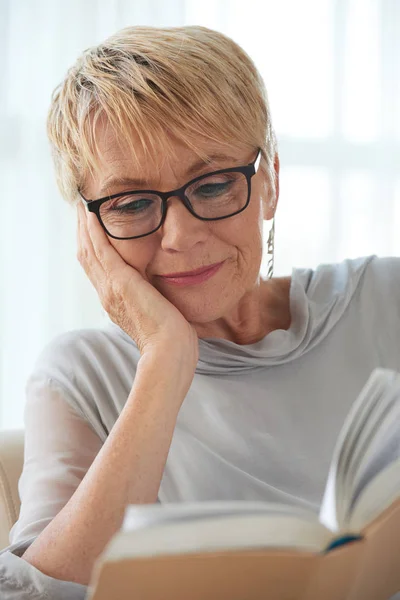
1, 24, 399, 599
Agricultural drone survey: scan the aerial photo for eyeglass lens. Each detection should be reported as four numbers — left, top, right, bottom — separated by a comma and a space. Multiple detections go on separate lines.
99, 170, 249, 239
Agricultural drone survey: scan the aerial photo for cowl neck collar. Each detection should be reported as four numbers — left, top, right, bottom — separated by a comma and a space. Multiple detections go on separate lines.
195, 256, 373, 374
106, 256, 373, 376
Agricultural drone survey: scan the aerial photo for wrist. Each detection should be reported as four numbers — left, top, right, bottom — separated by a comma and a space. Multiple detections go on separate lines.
136, 348, 196, 403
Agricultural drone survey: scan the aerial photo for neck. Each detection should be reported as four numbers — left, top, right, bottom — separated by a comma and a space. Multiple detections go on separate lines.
193, 276, 292, 345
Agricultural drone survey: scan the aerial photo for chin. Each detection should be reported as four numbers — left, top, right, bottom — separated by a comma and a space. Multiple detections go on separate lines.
169, 295, 226, 324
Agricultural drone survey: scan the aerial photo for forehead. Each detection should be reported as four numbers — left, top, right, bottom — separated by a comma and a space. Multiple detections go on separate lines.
83, 113, 249, 196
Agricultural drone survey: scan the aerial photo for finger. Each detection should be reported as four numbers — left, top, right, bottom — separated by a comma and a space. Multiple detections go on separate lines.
77, 203, 96, 264
78, 204, 99, 260
76, 203, 87, 260
86, 206, 132, 278
77, 203, 105, 285
76, 203, 85, 252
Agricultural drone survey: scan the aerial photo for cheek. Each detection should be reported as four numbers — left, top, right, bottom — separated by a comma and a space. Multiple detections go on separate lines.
228, 207, 265, 272
218, 199, 263, 249
110, 239, 154, 280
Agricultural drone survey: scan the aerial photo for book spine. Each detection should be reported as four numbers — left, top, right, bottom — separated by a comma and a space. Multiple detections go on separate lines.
324, 534, 363, 553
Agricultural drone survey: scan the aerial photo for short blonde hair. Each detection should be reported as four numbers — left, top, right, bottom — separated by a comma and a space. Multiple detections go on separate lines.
47, 25, 277, 204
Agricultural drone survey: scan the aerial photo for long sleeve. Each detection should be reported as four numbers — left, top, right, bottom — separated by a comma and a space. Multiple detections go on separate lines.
0, 374, 104, 598
0, 537, 87, 599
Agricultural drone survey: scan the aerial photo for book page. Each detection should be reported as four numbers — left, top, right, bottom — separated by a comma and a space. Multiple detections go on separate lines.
349, 457, 400, 531
319, 368, 400, 531
318, 460, 339, 531
350, 410, 400, 516
106, 511, 333, 561
122, 501, 307, 531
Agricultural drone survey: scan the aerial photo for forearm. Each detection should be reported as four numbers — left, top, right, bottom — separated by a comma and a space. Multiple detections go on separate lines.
21, 353, 187, 586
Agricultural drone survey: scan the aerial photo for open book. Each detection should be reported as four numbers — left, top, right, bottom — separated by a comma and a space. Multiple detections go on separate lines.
87, 368, 400, 600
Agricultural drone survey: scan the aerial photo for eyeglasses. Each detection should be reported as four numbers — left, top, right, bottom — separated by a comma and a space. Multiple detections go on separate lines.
78, 148, 262, 240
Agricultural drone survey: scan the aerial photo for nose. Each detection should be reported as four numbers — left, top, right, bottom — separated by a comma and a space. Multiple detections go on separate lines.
159, 195, 208, 252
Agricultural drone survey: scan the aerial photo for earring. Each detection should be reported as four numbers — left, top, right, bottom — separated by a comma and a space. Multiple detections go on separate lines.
266, 215, 275, 279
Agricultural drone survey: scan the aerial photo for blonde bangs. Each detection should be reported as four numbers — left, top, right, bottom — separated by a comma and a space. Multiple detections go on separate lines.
47, 25, 277, 204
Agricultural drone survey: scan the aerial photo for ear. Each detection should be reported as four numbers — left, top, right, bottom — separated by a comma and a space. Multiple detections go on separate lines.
262, 153, 280, 220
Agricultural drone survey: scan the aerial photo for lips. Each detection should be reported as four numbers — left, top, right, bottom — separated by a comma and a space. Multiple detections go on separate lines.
159, 262, 224, 278
158, 261, 225, 286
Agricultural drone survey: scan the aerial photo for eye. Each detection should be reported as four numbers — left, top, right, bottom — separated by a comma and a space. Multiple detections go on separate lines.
111, 199, 153, 213
107, 195, 157, 214
196, 181, 232, 197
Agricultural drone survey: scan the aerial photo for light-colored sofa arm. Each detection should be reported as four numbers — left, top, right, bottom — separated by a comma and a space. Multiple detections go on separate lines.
0, 429, 24, 550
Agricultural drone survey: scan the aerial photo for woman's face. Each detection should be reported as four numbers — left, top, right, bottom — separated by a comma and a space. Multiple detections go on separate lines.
82, 124, 279, 325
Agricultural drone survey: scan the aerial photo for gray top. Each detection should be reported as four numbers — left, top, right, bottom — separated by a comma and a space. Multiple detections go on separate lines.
1, 254, 400, 599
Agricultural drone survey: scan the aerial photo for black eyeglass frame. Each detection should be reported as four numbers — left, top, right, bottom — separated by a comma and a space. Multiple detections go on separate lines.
78, 147, 262, 240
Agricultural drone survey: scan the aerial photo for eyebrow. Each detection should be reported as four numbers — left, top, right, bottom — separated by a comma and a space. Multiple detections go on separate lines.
97, 153, 238, 197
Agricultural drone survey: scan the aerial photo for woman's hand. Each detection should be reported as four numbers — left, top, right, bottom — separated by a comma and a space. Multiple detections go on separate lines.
76, 202, 199, 370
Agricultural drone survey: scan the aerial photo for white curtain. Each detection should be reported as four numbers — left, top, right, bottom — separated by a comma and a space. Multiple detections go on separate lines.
1, 0, 399, 429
